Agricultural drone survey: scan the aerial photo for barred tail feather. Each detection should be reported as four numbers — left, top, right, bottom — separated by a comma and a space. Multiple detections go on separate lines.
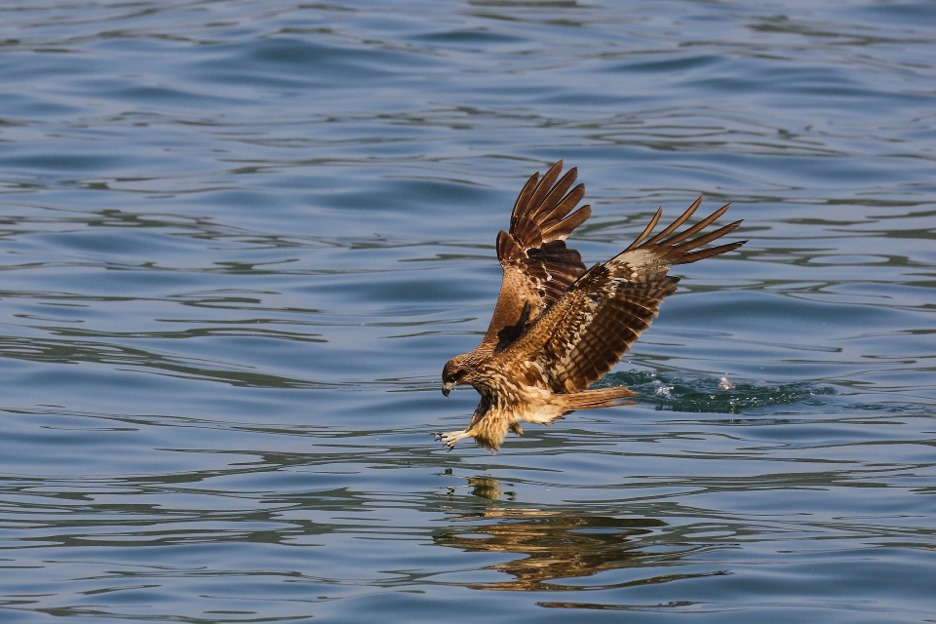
556, 386, 637, 413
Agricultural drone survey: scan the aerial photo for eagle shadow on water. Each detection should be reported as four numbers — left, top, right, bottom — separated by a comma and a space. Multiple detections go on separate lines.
433, 476, 725, 594
437, 161, 746, 452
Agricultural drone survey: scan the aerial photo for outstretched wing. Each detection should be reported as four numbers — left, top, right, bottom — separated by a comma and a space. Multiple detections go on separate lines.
479, 161, 591, 352
521, 198, 745, 393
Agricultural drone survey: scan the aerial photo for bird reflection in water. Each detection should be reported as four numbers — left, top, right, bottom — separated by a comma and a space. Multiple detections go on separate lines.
436, 476, 725, 594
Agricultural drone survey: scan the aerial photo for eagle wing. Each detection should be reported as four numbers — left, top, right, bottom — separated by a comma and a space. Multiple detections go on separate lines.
478, 160, 591, 352
520, 198, 745, 393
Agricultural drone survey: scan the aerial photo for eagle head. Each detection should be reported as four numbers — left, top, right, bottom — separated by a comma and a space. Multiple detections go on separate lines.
441, 355, 470, 396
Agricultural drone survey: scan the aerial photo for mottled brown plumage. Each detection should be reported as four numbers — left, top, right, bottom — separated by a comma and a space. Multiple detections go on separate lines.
437, 162, 745, 452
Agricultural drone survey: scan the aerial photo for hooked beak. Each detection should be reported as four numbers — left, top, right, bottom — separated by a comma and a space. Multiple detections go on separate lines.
442, 381, 454, 397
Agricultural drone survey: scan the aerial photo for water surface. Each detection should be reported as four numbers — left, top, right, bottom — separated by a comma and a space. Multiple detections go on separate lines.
1, 1, 934, 623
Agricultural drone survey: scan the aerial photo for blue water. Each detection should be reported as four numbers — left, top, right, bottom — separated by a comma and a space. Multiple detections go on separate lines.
2, 1, 934, 622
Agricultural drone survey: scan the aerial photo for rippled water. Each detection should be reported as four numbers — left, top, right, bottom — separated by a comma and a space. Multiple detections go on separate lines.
2, 1, 934, 623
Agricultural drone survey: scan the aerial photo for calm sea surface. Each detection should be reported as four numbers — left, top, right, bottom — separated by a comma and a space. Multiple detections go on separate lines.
2, 2, 934, 623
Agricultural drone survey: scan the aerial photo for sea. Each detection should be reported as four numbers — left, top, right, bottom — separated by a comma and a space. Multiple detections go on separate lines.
1, 1, 934, 622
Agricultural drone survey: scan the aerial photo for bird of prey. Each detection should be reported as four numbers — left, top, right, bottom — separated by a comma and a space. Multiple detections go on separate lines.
437, 161, 745, 452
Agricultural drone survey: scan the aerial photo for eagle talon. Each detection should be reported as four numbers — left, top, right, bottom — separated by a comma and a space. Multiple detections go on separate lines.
435, 430, 467, 450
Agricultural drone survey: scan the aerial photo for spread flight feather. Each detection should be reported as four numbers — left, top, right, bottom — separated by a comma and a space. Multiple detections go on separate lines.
438, 161, 746, 451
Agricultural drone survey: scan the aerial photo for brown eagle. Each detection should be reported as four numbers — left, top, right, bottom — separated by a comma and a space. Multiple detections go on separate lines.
437, 161, 745, 452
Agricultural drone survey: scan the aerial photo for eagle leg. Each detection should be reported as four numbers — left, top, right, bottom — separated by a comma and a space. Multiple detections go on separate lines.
434, 429, 471, 451
435, 418, 512, 452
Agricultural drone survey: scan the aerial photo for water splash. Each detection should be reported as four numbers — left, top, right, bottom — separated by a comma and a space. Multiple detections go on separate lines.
600, 370, 835, 414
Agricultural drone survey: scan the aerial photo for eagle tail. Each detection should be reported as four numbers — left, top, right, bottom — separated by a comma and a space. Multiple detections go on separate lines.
556, 386, 637, 413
